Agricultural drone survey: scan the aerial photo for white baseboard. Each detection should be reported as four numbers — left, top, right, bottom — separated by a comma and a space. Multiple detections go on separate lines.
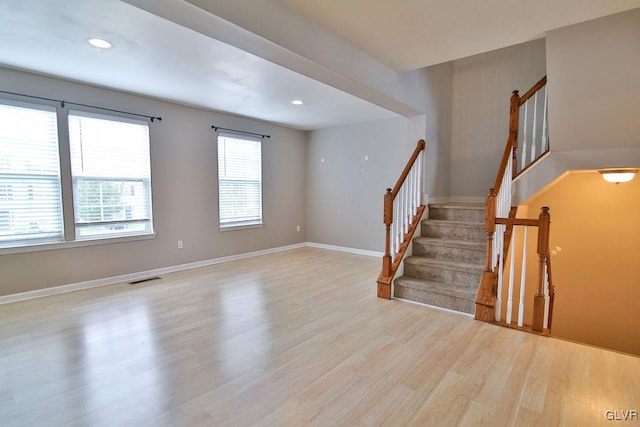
0, 242, 381, 305
0, 242, 307, 305
305, 242, 383, 258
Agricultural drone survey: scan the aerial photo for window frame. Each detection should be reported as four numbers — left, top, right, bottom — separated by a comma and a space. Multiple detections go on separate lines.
0, 99, 64, 248
0, 99, 156, 254
216, 131, 263, 231
68, 110, 154, 240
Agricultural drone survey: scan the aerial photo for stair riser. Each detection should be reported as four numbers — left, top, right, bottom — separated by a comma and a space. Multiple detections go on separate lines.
394, 285, 475, 314
422, 223, 485, 242
404, 263, 482, 288
428, 207, 484, 223
413, 244, 485, 264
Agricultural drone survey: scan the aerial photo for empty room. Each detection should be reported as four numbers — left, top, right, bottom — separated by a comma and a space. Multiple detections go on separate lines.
1, 1, 639, 425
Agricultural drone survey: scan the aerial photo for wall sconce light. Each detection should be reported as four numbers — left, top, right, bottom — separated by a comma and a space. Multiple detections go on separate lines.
598, 168, 639, 183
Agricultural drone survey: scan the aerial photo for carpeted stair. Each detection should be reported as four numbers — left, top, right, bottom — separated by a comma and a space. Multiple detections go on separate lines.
394, 203, 485, 314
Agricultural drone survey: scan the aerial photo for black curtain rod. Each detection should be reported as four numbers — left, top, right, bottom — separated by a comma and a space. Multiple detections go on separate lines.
212, 125, 270, 139
0, 89, 162, 122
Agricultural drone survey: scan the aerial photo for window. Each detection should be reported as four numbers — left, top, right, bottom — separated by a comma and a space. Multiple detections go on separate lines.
0, 102, 63, 245
217, 132, 262, 228
69, 112, 153, 239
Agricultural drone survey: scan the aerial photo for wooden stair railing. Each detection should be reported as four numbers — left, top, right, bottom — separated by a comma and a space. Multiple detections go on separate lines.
377, 139, 426, 299
475, 76, 555, 334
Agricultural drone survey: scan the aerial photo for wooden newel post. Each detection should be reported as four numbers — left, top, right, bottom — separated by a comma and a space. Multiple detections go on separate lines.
378, 188, 393, 299
382, 188, 393, 277
533, 206, 550, 332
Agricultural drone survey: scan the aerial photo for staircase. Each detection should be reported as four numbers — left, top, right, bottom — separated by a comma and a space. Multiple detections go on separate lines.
393, 203, 485, 314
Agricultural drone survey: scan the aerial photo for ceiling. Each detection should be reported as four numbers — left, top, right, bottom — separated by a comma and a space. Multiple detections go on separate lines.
278, 0, 640, 72
1, 0, 639, 130
0, 0, 397, 130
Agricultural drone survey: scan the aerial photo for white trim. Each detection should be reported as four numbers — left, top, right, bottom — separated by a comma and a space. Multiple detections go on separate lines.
0, 242, 306, 305
305, 242, 383, 258
394, 297, 475, 318
450, 196, 486, 204
0, 233, 156, 256
512, 150, 552, 183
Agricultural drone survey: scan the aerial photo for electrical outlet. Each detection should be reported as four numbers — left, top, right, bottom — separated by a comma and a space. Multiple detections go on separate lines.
177, 240, 183, 249
296, 225, 301, 232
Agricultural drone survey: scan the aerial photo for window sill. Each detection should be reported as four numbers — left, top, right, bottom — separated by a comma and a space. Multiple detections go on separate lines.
0, 233, 156, 256
219, 223, 264, 232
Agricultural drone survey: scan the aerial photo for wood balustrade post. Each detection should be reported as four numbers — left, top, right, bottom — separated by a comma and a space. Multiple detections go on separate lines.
533, 206, 550, 332
378, 188, 393, 299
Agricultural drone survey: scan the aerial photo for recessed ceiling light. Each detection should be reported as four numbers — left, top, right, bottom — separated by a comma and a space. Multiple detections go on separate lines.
291, 100, 303, 105
87, 38, 112, 49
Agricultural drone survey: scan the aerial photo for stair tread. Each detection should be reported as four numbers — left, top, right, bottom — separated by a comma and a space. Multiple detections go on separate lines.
428, 203, 484, 210
413, 236, 485, 249
394, 276, 477, 300
423, 219, 484, 226
405, 255, 483, 270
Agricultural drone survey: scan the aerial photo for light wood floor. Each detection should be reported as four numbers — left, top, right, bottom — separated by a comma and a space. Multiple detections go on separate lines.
1, 247, 638, 426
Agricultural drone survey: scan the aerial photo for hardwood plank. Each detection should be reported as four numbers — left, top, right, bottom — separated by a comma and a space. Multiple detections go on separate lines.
0, 247, 638, 426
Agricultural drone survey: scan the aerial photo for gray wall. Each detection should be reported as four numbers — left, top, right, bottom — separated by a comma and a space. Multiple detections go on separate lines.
451, 39, 547, 198
516, 8, 640, 202
0, 68, 307, 296
398, 63, 454, 198
305, 63, 454, 252
546, 8, 640, 152
306, 117, 412, 252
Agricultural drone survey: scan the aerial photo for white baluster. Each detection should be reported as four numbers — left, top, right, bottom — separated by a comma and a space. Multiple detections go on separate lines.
390, 217, 394, 263
406, 169, 412, 221
495, 224, 504, 321
531, 92, 538, 162
415, 154, 420, 210
543, 261, 550, 329
542, 86, 548, 153
394, 197, 400, 254
517, 227, 528, 327
416, 150, 424, 206
399, 186, 405, 239
506, 227, 516, 324
403, 183, 409, 234
409, 163, 418, 216
521, 101, 528, 170
492, 224, 499, 272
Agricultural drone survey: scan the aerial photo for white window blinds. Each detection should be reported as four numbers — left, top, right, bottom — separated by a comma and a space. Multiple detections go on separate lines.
0, 102, 63, 246
217, 132, 262, 228
68, 111, 153, 239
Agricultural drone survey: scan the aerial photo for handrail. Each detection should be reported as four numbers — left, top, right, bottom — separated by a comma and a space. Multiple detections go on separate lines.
518, 75, 547, 106
377, 139, 426, 299
475, 76, 555, 334
390, 140, 425, 197
493, 91, 521, 193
